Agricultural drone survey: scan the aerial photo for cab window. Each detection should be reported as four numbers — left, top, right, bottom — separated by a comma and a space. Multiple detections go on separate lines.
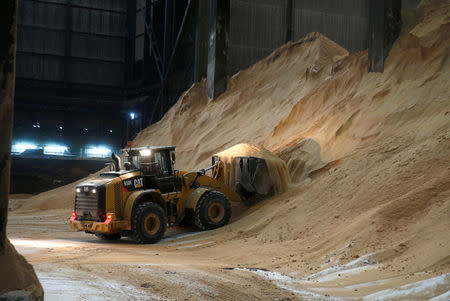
154, 151, 172, 175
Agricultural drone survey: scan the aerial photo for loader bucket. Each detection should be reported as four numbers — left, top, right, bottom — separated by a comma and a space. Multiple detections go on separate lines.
213, 143, 289, 200
233, 156, 273, 198
212, 155, 275, 198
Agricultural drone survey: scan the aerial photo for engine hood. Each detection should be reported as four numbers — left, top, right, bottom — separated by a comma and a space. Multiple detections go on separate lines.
76, 170, 142, 188
76, 178, 112, 188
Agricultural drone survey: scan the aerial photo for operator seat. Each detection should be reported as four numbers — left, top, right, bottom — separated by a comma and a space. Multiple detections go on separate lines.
141, 162, 162, 189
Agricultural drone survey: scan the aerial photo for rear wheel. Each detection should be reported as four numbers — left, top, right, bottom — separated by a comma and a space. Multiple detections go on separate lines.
95, 232, 121, 241
132, 202, 167, 244
194, 191, 231, 230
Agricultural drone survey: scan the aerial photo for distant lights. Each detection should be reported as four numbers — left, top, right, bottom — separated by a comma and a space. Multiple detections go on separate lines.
32, 122, 40, 128
11, 143, 38, 153
85, 128, 88, 132
86, 146, 112, 157
43, 144, 68, 155
59, 126, 63, 130
129, 112, 135, 120
109, 129, 113, 133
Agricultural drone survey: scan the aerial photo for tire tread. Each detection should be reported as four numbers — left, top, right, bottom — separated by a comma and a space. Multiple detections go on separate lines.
194, 191, 231, 230
132, 202, 167, 244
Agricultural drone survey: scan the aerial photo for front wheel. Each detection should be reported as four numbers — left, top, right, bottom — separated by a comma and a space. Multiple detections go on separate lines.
194, 191, 231, 230
132, 202, 167, 244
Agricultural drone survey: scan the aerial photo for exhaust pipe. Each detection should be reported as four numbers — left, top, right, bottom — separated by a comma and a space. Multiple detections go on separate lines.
111, 152, 121, 172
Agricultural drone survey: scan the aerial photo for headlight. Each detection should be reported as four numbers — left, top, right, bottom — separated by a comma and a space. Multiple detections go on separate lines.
76, 188, 81, 193
91, 188, 97, 193
140, 149, 151, 156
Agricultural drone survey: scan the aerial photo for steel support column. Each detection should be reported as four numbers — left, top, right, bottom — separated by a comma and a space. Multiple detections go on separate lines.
126, 0, 136, 86
368, 0, 401, 72
163, 0, 174, 68
64, 0, 72, 85
146, 0, 192, 124
193, 1, 200, 82
143, 0, 152, 83
0, 0, 17, 250
286, 0, 293, 43
206, 0, 230, 100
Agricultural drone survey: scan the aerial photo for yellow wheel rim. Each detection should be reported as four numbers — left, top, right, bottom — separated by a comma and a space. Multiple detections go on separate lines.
208, 203, 224, 223
144, 213, 160, 235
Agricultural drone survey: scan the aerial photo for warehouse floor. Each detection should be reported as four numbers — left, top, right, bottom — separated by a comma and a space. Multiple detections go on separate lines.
7, 208, 449, 300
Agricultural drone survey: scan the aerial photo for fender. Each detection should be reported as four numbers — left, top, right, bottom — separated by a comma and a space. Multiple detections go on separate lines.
184, 187, 213, 210
123, 189, 166, 224
183, 172, 243, 202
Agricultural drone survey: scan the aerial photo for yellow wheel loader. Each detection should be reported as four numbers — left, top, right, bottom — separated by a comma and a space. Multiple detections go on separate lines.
69, 145, 274, 243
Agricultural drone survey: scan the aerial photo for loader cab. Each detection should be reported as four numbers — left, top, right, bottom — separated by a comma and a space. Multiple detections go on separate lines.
123, 146, 177, 193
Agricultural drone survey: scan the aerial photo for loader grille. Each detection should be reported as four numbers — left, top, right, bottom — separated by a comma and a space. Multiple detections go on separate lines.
114, 183, 122, 218
74, 185, 106, 222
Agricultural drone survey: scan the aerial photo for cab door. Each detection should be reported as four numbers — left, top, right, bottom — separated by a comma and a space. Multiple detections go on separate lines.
153, 151, 176, 193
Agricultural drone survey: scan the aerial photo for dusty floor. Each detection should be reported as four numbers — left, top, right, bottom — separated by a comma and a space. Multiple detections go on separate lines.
7, 207, 449, 301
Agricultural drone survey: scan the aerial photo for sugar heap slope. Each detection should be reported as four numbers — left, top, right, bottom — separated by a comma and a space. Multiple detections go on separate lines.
132, 32, 349, 171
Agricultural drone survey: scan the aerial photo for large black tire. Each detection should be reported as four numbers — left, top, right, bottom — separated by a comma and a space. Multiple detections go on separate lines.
194, 191, 231, 230
132, 202, 167, 244
95, 232, 122, 241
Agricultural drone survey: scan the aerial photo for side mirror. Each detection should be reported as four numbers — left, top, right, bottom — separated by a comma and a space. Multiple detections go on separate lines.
170, 151, 176, 163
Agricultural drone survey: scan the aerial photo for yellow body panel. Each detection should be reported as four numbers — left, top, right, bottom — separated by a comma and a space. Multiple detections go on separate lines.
182, 172, 242, 202
185, 187, 211, 209
70, 219, 128, 233
122, 190, 147, 227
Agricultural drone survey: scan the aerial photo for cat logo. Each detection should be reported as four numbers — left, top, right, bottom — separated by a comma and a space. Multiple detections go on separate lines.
134, 178, 143, 188
122, 176, 144, 191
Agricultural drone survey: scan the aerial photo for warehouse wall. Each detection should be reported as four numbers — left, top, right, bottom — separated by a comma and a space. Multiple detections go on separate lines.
229, 0, 287, 75
14, 0, 130, 156
228, 0, 370, 75
292, 0, 369, 52
16, 0, 127, 87
402, 0, 421, 10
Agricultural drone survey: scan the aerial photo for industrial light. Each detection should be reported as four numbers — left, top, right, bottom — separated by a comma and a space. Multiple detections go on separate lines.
86, 146, 112, 157
76, 188, 81, 193
139, 149, 151, 156
44, 144, 68, 155
130, 112, 135, 120
11, 143, 38, 154
91, 188, 97, 193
